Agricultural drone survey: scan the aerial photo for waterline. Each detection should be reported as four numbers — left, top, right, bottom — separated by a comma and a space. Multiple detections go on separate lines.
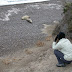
0, 0, 50, 6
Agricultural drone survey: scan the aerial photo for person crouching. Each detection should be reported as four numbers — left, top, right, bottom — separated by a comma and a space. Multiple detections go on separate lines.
52, 32, 72, 67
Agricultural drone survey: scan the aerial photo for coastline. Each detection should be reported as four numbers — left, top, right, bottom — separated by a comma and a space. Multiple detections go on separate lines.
0, 0, 49, 7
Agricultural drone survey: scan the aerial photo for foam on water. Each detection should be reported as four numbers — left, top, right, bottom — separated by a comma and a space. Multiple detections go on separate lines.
0, 3, 62, 21
0, 0, 50, 6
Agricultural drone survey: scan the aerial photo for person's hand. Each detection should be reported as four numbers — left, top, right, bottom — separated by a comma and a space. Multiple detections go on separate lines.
56, 39, 59, 43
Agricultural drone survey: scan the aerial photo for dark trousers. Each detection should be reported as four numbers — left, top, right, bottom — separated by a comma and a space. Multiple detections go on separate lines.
54, 50, 72, 64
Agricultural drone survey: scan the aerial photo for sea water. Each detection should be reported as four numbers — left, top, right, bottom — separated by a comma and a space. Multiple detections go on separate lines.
0, 0, 50, 6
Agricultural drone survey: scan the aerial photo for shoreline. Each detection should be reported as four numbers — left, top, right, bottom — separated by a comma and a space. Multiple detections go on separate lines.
0, 1, 49, 7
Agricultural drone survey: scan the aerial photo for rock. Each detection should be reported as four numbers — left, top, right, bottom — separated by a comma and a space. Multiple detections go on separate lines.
21, 15, 30, 20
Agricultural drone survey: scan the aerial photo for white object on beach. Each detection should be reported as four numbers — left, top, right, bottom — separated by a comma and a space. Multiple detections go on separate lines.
26, 18, 32, 23
21, 15, 30, 20
21, 15, 32, 23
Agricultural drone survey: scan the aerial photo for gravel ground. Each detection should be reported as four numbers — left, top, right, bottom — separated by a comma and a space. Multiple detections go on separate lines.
0, 0, 63, 56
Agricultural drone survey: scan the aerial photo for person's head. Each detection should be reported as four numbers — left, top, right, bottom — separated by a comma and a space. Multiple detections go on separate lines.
58, 32, 65, 40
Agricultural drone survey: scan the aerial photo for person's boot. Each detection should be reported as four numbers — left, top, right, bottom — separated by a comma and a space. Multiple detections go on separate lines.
56, 63, 66, 67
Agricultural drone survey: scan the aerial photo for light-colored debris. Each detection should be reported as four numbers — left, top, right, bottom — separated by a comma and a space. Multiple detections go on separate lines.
41, 24, 57, 35
21, 15, 32, 23
26, 18, 32, 23
21, 15, 30, 20
53, 20, 59, 24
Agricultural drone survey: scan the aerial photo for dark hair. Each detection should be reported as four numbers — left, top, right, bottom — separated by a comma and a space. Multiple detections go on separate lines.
58, 32, 65, 40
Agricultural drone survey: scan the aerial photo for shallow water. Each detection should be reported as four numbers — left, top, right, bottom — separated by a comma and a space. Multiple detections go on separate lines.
0, 0, 50, 6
